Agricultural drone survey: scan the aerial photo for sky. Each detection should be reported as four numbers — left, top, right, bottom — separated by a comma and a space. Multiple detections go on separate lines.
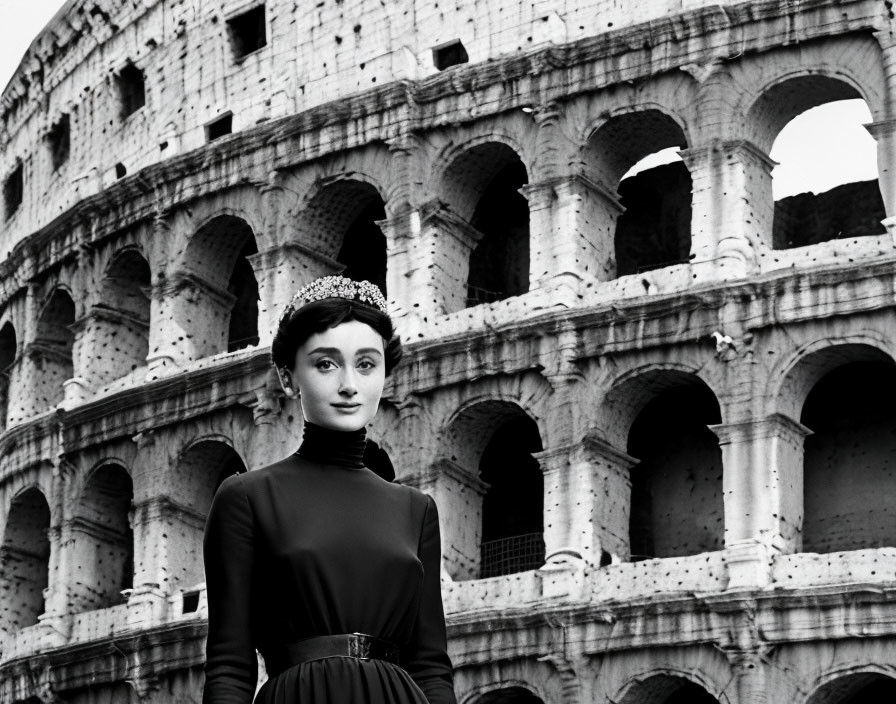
0, 1, 882, 200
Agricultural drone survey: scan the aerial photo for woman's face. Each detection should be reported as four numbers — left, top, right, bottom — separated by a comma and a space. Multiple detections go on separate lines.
290, 319, 386, 431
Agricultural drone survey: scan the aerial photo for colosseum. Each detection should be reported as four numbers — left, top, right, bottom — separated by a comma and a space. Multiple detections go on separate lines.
1, 0, 895, 702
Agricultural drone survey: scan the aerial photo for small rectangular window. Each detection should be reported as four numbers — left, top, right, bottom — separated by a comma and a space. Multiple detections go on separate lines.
182, 590, 200, 614
433, 40, 469, 71
228, 5, 267, 59
4, 163, 23, 218
117, 63, 146, 119
49, 114, 71, 170
206, 113, 233, 142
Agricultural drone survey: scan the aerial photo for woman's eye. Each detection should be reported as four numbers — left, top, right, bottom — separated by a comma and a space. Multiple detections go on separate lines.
315, 359, 336, 370
358, 359, 377, 370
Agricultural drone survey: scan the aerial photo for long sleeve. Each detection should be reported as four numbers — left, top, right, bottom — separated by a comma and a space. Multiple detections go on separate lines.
202, 473, 257, 704
402, 494, 457, 704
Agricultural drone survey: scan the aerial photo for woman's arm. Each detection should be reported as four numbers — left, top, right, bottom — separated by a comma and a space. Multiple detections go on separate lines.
202, 473, 257, 704
402, 494, 458, 704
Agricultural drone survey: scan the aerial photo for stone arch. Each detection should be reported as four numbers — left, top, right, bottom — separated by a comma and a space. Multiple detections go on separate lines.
435, 139, 531, 307
84, 248, 152, 388
745, 73, 885, 249
166, 438, 247, 592
604, 368, 723, 560
616, 671, 727, 704
33, 287, 75, 412
183, 213, 260, 355
805, 671, 896, 704
68, 462, 134, 612
438, 399, 544, 580
298, 176, 388, 295
583, 108, 692, 277
797, 346, 896, 553
0, 486, 50, 636
0, 320, 16, 427
466, 686, 544, 704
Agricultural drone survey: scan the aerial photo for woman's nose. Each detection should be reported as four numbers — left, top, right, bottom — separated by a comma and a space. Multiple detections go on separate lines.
339, 367, 358, 395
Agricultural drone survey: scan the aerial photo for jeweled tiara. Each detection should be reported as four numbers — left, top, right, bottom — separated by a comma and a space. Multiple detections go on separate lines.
279, 275, 388, 326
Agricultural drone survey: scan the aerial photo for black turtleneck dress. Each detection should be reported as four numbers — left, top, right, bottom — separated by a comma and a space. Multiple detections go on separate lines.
202, 422, 456, 704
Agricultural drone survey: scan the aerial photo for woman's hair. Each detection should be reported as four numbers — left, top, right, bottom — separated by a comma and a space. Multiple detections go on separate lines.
271, 297, 403, 376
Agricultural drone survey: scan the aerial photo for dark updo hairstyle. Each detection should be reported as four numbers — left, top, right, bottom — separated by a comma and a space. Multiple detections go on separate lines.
271, 297, 403, 376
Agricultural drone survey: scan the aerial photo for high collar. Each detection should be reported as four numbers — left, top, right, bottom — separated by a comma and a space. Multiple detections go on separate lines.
296, 420, 367, 469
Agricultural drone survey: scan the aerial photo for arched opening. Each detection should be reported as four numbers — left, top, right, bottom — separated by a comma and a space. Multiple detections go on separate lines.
440, 400, 543, 580
168, 440, 247, 592
475, 687, 545, 704
800, 359, 896, 552
71, 464, 134, 611
586, 110, 692, 277
480, 414, 544, 578
750, 77, 885, 248
33, 288, 75, 411
186, 215, 260, 356
440, 143, 530, 307
620, 675, 722, 704
0, 487, 50, 636
301, 180, 388, 295
627, 377, 723, 560
0, 321, 16, 428
91, 250, 151, 385
807, 673, 896, 704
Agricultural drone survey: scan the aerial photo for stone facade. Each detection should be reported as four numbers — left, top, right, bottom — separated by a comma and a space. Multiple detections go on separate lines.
1, 0, 895, 702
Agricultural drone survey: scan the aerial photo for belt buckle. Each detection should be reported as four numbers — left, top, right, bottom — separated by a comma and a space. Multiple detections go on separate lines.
349, 632, 372, 660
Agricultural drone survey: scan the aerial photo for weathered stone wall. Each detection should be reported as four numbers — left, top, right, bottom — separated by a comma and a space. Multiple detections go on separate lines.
1, 0, 896, 702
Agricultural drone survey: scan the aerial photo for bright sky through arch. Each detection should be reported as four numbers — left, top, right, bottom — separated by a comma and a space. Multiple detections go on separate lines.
770, 99, 878, 200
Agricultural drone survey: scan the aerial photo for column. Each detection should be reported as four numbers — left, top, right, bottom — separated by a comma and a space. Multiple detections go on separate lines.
70, 306, 149, 391
681, 139, 775, 278
400, 459, 488, 581
145, 271, 235, 378
873, 29, 896, 235
726, 648, 770, 704
537, 435, 636, 569
711, 414, 812, 589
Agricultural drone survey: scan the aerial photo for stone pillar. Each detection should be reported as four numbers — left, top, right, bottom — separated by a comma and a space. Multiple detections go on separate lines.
71, 306, 149, 391
711, 415, 812, 587
864, 118, 896, 241
537, 435, 636, 569
524, 175, 621, 294
400, 459, 488, 581
145, 272, 235, 378
3, 355, 33, 424
681, 139, 775, 278
409, 202, 481, 316
725, 648, 769, 704
248, 242, 341, 347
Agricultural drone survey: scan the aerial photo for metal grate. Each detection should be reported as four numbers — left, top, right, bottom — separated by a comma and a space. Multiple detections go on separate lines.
465, 284, 506, 307
480, 532, 545, 578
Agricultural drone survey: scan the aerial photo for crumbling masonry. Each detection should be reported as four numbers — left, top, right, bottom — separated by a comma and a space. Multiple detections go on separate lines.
0, 0, 895, 702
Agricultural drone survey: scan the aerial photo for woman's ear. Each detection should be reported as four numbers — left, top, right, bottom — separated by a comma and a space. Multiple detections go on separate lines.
277, 367, 298, 398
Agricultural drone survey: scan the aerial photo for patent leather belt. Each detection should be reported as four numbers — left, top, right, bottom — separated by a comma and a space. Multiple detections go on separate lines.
286, 633, 400, 666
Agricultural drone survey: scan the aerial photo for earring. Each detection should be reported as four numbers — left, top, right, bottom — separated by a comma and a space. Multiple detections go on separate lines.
277, 368, 297, 398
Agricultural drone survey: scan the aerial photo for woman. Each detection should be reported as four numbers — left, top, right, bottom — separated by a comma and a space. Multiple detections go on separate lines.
202, 275, 456, 704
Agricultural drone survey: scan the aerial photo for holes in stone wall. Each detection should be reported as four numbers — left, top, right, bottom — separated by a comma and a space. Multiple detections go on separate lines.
0, 487, 50, 635
4, 161, 23, 219
479, 414, 544, 578
117, 63, 146, 119
801, 359, 896, 553
115, 162, 127, 179
33, 289, 75, 412
433, 39, 469, 71
73, 464, 134, 611
48, 114, 71, 171
0, 322, 16, 428
206, 112, 233, 142
627, 380, 723, 560
586, 110, 692, 277
181, 589, 200, 614
228, 4, 267, 59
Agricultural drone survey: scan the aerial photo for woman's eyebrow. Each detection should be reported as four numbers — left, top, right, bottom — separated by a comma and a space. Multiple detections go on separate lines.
306, 346, 383, 357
